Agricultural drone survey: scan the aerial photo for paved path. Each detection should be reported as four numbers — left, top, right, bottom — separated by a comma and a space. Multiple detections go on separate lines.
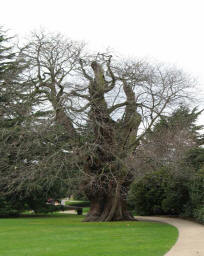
136, 216, 204, 256
59, 210, 76, 214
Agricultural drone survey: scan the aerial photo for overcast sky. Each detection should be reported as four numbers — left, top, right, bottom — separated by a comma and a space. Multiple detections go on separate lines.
1, 0, 204, 124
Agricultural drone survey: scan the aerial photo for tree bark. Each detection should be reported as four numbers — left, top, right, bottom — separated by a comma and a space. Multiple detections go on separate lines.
83, 184, 135, 222
80, 60, 141, 222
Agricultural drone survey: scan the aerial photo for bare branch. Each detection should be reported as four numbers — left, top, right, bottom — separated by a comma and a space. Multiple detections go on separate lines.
108, 102, 127, 114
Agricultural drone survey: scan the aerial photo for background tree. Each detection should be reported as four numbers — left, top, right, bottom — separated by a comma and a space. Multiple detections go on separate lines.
131, 106, 203, 176
0, 29, 78, 215
0, 27, 32, 215
127, 106, 204, 222
20, 31, 84, 138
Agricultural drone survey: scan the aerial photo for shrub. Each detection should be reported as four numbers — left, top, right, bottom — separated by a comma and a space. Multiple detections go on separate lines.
193, 207, 204, 224
32, 204, 65, 214
128, 168, 190, 216
128, 171, 166, 215
0, 196, 28, 217
65, 200, 90, 208
128, 167, 204, 224
185, 168, 204, 223
0, 193, 64, 217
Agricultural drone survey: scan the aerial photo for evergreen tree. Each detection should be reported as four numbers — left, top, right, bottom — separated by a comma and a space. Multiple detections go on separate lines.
0, 28, 30, 215
0, 29, 79, 216
137, 105, 204, 172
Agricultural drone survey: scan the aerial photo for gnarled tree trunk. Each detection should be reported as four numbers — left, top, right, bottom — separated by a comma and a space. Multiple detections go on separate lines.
79, 59, 141, 222
83, 179, 135, 222
84, 195, 135, 222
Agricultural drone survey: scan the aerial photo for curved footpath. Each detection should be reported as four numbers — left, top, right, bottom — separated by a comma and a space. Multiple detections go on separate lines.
136, 216, 204, 256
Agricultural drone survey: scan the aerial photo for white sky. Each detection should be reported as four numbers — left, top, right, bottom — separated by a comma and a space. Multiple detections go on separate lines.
1, 0, 204, 124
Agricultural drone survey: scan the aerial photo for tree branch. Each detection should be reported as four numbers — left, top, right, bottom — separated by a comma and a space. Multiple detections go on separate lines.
79, 59, 93, 82
108, 102, 127, 114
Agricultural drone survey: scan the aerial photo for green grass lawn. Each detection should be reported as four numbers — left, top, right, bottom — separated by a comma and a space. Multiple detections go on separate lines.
0, 214, 178, 256
82, 207, 90, 214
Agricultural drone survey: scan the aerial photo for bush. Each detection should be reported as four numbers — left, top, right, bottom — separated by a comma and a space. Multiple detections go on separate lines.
32, 204, 65, 214
128, 168, 190, 216
0, 196, 29, 217
193, 207, 204, 224
65, 200, 90, 208
0, 193, 65, 217
128, 167, 204, 224
128, 171, 166, 215
185, 169, 204, 223
0, 201, 18, 217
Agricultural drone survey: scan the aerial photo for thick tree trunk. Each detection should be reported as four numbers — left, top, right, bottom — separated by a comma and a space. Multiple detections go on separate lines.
84, 197, 104, 222
83, 186, 135, 222
80, 61, 139, 222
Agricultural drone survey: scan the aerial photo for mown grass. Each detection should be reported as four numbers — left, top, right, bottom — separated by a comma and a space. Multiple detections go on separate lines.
82, 207, 90, 214
0, 214, 178, 256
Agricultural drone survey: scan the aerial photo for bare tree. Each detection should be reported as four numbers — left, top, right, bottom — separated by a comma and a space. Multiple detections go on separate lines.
21, 32, 193, 221
20, 31, 85, 138
70, 54, 192, 221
